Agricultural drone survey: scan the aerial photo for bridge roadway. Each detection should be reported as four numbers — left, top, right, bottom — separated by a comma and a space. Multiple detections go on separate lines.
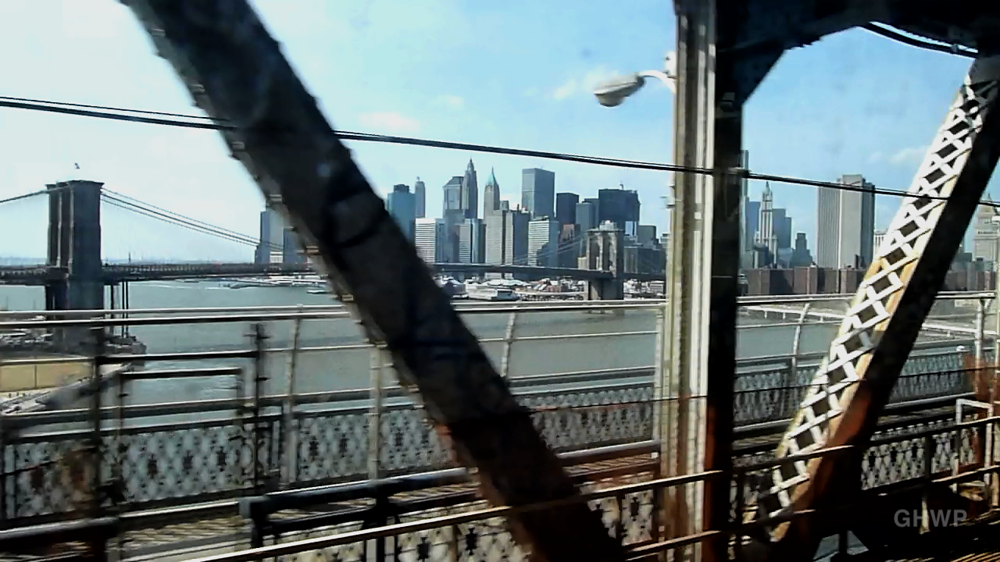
0, 335, 979, 560
0, 262, 669, 285
8, 401, 969, 561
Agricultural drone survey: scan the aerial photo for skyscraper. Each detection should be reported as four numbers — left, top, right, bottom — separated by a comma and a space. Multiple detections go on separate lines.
282, 228, 305, 264
413, 177, 426, 219
527, 218, 560, 267
441, 175, 465, 262
555, 192, 579, 226
506, 210, 530, 265
482, 168, 501, 217
521, 168, 555, 219
744, 199, 761, 250
597, 187, 640, 236
772, 208, 792, 249
256, 208, 284, 264
385, 184, 416, 241
461, 159, 479, 219
816, 174, 876, 269
442, 176, 463, 218
972, 198, 1000, 264
485, 212, 506, 265
577, 199, 599, 232
486, 209, 530, 265
415, 218, 447, 264
457, 218, 485, 263
755, 183, 777, 261
790, 233, 813, 267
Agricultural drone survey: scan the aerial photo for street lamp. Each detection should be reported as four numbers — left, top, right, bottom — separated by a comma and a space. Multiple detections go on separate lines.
592, 52, 676, 107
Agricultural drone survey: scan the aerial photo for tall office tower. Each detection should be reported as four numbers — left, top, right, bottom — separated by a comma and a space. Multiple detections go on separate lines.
521, 168, 556, 219
413, 177, 426, 219
873, 230, 886, 252
772, 208, 792, 249
744, 199, 761, 250
482, 168, 501, 217
385, 183, 416, 241
415, 218, 447, 264
527, 218, 560, 267
558, 223, 581, 268
636, 225, 657, 247
597, 187, 640, 236
972, 197, 1000, 264
576, 199, 598, 257
442, 176, 463, 219
441, 175, 465, 262
256, 208, 285, 264
790, 233, 813, 267
485, 209, 529, 265
815, 173, 876, 269
755, 183, 777, 262
506, 210, 530, 265
461, 159, 479, 219
281, 228, 305, 264
577, 200, 598, 232
485, 211, 507, 265
457, 218, 485, 263
555, 192, 579, 226
499, 200, 511, 212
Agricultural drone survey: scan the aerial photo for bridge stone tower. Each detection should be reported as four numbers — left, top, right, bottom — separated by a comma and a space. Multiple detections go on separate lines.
580, 224, 624, 300
45, 180, 104, 337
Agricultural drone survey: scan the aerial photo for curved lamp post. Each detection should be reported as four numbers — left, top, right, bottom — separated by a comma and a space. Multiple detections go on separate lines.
592, 52, 676, 107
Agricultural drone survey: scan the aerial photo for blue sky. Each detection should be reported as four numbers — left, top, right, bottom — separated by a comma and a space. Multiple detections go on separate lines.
0, 0, 992, 261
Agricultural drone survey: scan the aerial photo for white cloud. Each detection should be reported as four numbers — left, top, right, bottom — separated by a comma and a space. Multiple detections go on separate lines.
552, 78, 578, 101
437, 94, 465, 109
550, 66, 619, 101
357, 111, 421, 134
887, 146, 927, 165
868, 146, 927, 166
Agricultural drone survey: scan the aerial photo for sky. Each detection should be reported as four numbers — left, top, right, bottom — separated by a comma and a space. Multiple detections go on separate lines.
0, 0, 993, 262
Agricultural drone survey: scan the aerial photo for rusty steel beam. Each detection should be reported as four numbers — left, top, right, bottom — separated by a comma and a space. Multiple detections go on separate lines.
119, 2, 623, 560
753, 55, 1000, 558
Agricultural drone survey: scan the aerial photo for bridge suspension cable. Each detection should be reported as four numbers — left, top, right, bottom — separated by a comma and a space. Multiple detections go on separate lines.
103, 188, 266, 245
2, 95, 997, 209
101, 193, 282, 251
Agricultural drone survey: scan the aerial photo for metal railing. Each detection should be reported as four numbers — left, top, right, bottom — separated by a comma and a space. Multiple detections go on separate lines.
95, 416, 996, 562
0, 296, 990, 547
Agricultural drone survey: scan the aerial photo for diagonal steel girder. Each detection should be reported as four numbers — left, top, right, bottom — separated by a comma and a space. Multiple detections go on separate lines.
751, 55, 1000, 557
120, 2, 623, 560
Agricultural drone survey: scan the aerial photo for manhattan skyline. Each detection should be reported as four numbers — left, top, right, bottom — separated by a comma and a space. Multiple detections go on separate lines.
0, 0, 997, 262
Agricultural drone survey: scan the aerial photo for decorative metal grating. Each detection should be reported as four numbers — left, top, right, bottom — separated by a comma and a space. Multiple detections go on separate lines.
0, 348, 974, 524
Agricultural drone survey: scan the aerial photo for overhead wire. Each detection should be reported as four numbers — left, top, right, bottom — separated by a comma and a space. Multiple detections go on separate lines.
3, 95, 998, 209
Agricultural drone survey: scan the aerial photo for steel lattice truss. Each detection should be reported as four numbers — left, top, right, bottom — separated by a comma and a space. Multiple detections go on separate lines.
756, 56, 1000, 542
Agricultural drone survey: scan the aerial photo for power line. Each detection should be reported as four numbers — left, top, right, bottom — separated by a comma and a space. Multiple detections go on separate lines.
0, 95, 222, 122
2, 95, 995, 209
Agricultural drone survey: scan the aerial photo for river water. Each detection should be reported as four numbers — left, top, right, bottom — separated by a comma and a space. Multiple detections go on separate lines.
0, 281, 968, 410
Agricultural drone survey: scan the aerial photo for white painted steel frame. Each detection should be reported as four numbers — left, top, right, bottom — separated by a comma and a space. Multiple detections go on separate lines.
758, 55, 1000, 540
